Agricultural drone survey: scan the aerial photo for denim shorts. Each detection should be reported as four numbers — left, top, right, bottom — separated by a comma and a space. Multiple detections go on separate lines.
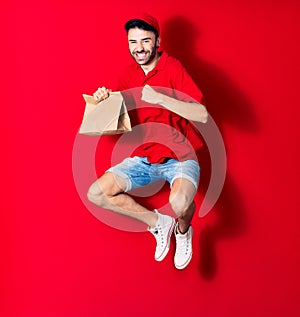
106, 156, 200, 192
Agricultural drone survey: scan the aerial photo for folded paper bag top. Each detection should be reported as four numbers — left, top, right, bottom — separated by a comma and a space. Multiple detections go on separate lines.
79, 92, 132, 136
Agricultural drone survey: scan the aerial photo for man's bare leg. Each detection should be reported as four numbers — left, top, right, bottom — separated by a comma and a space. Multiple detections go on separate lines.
169, 178, 196, 269
88, 171, 176, 262
169, 178, 197, 232
87, 172, 158, 228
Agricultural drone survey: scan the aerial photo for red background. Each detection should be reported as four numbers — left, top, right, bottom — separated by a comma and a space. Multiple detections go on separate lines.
1, 0, 300, 316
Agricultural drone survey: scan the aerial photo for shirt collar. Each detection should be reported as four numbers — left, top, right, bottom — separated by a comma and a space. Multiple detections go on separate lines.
154, 51, 168, 71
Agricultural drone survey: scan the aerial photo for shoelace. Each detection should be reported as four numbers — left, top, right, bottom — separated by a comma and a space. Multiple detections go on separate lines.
176, 234, 189, 255
155, 225, 165, 247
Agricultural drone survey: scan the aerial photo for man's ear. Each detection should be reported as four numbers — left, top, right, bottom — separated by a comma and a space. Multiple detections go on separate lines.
156, 37, 161, 48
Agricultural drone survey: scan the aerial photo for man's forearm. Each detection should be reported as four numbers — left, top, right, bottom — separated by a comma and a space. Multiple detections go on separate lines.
141, 85, 208, 123
159, 93, 208, 123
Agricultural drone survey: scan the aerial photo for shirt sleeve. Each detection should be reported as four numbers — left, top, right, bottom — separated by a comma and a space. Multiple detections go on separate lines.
172, 59, 203, 103
117, 65, 134, 91
117, 73, 128, 91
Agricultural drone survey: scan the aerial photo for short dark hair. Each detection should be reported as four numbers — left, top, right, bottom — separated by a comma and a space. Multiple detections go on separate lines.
124, 19, 159, 39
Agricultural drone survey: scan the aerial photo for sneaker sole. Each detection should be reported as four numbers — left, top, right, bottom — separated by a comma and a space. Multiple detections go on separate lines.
155, 218, 176, 262
174, 252, 193, 269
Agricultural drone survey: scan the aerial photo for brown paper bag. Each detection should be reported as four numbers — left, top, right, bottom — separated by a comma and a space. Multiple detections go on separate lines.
79, 92, 132, 136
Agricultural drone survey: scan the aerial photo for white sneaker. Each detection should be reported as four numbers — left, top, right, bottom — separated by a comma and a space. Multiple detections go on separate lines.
174, 223, 193, 269
148, 210, 176, 261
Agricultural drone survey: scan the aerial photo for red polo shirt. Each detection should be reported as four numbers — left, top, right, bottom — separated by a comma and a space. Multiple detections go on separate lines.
118, 51, 204, 163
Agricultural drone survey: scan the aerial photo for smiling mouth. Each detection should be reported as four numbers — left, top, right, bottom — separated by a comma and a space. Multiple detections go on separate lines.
135, 51, 148, 60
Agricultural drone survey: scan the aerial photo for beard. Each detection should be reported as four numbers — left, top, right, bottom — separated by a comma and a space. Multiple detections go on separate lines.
131, 45, 158, 66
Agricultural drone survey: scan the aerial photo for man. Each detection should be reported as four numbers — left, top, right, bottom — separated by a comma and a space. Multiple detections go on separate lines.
87, 13, 208, 269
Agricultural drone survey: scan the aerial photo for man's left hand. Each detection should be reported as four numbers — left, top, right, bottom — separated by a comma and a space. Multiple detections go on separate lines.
141, 85, 163, 104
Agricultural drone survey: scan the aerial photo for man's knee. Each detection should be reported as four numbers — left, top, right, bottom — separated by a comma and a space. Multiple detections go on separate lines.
169, 193, 192, 218
87, 172, 125, 206
87, 180, 107, 206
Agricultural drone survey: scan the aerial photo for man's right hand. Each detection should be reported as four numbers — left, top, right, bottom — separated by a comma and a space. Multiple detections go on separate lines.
93, 86, 112, 102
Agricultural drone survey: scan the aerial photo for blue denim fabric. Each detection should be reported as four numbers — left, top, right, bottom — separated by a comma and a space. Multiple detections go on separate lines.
106, 156, 200, 192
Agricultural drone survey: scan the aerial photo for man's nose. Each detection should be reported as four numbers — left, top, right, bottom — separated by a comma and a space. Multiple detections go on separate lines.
136, 42, 144, 51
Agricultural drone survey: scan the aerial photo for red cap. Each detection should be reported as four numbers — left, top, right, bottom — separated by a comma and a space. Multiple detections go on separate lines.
126, 12, 160, 35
